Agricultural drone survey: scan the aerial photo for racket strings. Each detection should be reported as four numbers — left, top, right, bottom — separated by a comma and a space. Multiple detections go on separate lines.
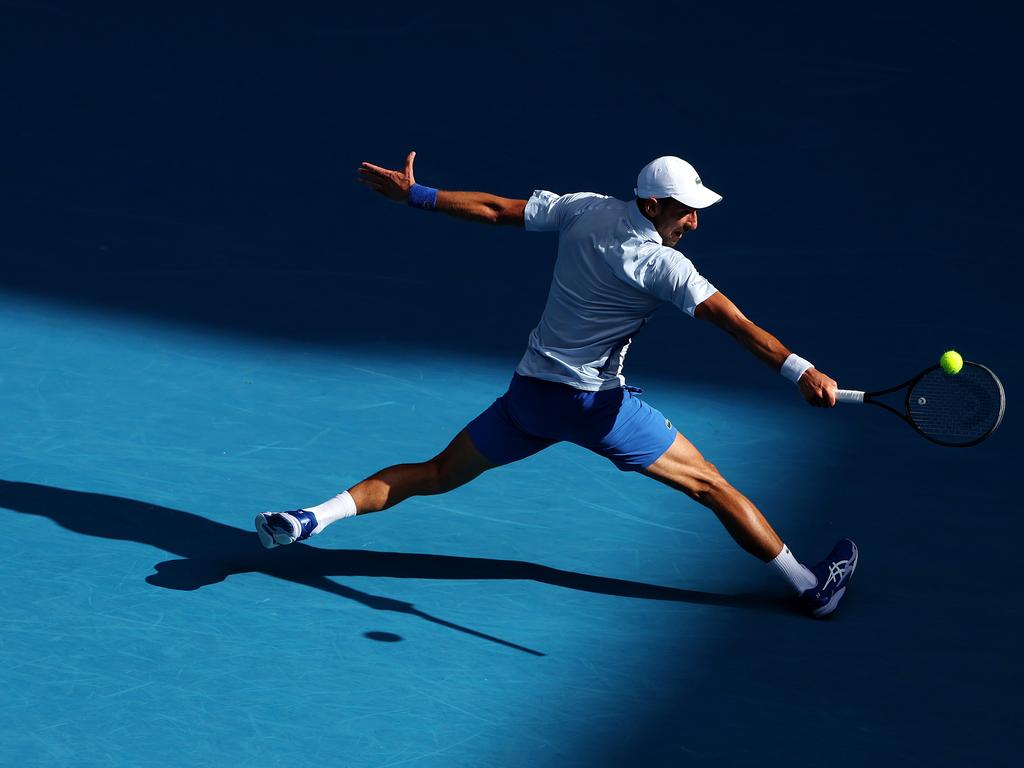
907, 366, 1004, 445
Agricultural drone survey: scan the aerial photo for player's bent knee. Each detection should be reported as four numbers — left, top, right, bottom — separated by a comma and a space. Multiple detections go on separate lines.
427, 434, 494, 495
419, 458, 448, 495
427, 456, 475, 495
691, 462, 728, 504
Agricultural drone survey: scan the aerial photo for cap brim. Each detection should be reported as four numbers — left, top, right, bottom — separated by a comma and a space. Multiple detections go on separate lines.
671, 185, 722, 209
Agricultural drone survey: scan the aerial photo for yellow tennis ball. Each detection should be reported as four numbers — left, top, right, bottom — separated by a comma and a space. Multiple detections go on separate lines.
940, 350, 963, 375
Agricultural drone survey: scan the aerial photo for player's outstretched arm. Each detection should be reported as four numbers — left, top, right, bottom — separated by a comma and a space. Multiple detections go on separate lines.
357, 151, 527, 227
694, 292, 838, 407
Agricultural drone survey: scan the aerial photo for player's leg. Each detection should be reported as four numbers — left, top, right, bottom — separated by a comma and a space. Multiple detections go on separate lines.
577, 388, 856, 616
347, 428, 495, 514
256, 429, 494, 548
256, 378, 556, 548
568, 388, 786, 558
640, 432, 783, 561
640, 432, 857, 617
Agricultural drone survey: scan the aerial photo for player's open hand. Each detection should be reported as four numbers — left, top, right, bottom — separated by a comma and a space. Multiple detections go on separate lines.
357, 151, 418, 202
799, 368, 838, 408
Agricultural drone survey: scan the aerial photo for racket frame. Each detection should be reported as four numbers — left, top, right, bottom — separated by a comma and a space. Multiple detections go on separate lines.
836, 361, 1005, 448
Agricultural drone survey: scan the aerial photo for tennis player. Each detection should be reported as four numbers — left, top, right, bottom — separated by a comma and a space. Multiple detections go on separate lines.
256, 153, 858, 618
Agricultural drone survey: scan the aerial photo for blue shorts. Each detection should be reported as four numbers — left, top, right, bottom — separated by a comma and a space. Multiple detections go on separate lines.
465, 373, 678, 472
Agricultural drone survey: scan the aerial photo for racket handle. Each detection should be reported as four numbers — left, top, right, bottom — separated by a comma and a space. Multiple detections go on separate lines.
835, 389, 865, 404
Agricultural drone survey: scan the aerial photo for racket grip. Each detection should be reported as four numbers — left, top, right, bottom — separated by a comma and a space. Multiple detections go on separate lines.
835, 389, 865, 404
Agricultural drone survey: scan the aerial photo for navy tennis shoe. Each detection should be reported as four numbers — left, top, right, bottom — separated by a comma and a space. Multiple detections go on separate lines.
255, 510, 319, 548
800, 538, 858, 618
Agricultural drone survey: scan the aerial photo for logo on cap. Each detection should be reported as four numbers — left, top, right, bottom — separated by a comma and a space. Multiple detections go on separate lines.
695, 177, 702, 186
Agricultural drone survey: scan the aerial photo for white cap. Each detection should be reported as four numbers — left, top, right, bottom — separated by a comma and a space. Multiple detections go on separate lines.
634, 156, 722, 209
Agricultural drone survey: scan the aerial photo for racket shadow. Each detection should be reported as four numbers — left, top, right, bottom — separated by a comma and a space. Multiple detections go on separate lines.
0, 478, 792, 626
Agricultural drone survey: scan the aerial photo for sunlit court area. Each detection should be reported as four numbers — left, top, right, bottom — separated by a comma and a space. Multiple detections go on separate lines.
2, 4, 1020, 766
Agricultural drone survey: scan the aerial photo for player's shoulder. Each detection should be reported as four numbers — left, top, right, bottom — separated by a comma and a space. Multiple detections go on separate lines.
526, 190, 622, 232
641, 243, 700, 276
640, 241, 691, 262
532, 190, 617, 211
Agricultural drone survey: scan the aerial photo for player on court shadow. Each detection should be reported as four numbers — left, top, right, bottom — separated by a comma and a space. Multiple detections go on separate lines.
257, 152, 857, 618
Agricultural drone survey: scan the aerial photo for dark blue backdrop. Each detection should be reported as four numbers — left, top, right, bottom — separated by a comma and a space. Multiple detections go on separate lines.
4, 3, 1020, 386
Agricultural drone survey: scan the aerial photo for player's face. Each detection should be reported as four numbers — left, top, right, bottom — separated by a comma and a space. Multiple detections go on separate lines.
647, 198, 699, 247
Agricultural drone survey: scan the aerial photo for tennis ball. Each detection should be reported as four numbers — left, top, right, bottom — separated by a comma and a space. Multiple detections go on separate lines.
940, 350, 963, 375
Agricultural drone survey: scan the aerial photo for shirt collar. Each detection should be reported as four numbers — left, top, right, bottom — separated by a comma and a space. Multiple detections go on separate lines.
626, 198, 663, 245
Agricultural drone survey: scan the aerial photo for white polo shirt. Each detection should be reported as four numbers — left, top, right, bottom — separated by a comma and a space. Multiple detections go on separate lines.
516, 190, 718, 391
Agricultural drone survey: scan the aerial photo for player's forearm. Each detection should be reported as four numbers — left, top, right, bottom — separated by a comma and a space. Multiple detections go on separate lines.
729, 319, 791, 371
696, 293, 831, 401
434, 190, 525, 226
357, 155, 525, 226
695, 294, 791, 372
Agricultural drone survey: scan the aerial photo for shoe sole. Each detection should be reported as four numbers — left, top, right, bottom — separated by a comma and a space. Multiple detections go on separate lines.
255, 513, 278, 548
255, 513, 300, 549
812, 542, 858, 618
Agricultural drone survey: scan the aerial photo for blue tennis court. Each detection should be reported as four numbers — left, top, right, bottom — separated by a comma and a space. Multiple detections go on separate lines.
1, 4, 1020, 766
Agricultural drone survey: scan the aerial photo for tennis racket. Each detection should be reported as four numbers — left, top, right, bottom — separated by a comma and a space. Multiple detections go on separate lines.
835, 361, 1005, 447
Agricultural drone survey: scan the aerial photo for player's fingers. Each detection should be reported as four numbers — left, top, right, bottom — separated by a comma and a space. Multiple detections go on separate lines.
404, 150, 416, 182
358, 165, 394, 178
357, 167, 390, 181
357, 169, 398, 189
360, 162, 391, 176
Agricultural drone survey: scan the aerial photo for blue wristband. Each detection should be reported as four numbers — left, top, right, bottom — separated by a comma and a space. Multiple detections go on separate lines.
408, 183, 438, 210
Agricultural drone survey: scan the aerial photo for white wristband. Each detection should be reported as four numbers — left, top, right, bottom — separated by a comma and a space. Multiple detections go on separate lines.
781, 353, 814, 384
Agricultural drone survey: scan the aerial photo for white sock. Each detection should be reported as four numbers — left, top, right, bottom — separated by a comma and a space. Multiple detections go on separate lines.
770, 544, 817, 594
303, 491, 357, 536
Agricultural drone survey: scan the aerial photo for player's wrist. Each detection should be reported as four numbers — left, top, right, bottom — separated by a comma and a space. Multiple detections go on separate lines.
781, 353, 814, 385
408, 183, 438, 210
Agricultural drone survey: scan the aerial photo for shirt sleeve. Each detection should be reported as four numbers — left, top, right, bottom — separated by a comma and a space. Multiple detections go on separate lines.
524, 190, 608, 232
643, 247, 718, 316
